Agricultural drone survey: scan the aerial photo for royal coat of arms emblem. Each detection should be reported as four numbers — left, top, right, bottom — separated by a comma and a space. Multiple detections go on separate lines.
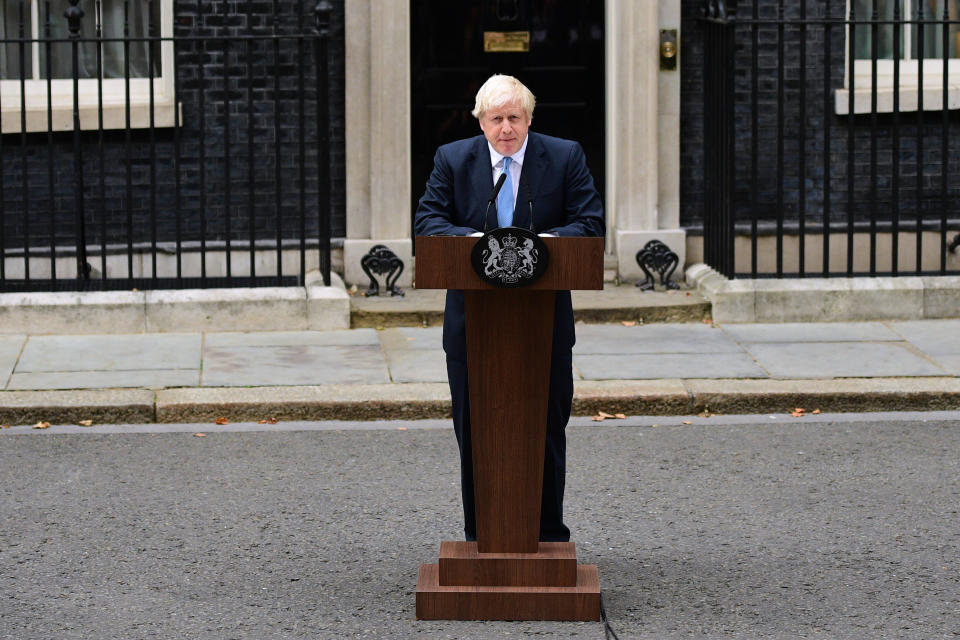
470, 227, 549, 288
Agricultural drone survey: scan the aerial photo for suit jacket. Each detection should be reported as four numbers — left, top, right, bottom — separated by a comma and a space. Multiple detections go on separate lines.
414, 131, 605, 361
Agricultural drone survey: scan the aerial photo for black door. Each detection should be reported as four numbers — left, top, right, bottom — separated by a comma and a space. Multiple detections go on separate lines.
411, 0, 605, 227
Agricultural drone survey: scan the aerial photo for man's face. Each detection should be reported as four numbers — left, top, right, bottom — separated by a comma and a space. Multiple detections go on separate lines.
478, 101, 531, 157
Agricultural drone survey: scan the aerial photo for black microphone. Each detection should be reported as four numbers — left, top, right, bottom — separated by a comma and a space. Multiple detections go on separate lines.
521, 173, 534, 233
483, 172, 508, 233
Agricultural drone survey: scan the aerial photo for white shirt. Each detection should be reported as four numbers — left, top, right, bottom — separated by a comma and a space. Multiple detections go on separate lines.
487, 135, 528, 207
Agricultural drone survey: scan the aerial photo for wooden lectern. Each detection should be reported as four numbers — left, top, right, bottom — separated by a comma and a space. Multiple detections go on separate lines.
414, 234, 604, 621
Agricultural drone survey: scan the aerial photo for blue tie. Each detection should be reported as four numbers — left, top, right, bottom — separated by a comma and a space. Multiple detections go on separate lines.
497, 157, 514, 228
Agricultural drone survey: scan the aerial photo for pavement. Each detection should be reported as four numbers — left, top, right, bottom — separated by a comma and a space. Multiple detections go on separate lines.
0, 284, 959, 426
2, 412, 960, 638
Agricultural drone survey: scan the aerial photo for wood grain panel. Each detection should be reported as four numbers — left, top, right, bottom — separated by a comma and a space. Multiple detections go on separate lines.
416, 563, 601, 621
465, 289, 554, 553
438, 541, 577, 587
415, 236, 604, 291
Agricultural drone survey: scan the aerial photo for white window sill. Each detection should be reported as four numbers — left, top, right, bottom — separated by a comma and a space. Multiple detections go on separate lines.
1, 94, 178, 133
835, 86, 960, 115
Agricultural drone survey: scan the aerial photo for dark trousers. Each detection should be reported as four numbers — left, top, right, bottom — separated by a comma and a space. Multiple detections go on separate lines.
446, 347, 573, 543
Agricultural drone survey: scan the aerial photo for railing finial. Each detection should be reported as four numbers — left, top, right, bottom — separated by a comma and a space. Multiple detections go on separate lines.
315, 0, 332, 34
701, 0, 738, 20
64, 0, 84, 36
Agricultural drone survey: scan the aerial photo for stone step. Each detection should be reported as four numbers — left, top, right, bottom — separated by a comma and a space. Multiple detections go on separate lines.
348, 284, 711, 328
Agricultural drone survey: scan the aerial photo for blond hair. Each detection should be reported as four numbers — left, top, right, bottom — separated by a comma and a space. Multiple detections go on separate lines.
471, 74, 536, 120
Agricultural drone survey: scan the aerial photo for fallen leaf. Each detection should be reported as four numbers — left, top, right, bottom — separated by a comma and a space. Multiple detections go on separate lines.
621, 321, 637, 327
597, 411, 615, 419
258, 417, 279, 425
193, 433, 207, 437
33, 421, 51, 430
682, 420, 692, 425
812, 409, 821, 415
698, 411, 714, 418
592, 416, 605, 422
686, 292, 691, 296
214, 417, 229, 425
614, 413, 627, 419
397, 426, 408, 431
78, 419, 94, 427
1, 424, 10, 429
702, 318, 712, 324
791, 408, 806, 418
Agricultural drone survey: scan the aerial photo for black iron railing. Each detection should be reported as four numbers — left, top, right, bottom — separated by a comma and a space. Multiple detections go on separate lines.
698, 0, 960, 278
0, 0, 333, 293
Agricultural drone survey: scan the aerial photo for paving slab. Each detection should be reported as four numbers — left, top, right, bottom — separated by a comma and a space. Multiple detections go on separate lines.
932, 355, 960, 376
573, 323, 742, 355
0, 335, 25, 388
201, 345, 391, 387
574, 352, 767, 380
384, 349, 448, 383
7, 369, 200, 391
16, 334, 202, 373
890, 319, 960, 356
378, 327, 443, 351
743, 342, 949, 379
205, 329, 379, 348
721, 322, 901, 343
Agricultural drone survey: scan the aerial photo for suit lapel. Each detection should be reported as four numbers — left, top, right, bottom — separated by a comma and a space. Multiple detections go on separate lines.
517, 132, 548, 230
468, 136, 495, 230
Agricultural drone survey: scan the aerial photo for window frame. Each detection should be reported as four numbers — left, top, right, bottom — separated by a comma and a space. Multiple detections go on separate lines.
836, 0, 960, 114
0, 0, 176, 133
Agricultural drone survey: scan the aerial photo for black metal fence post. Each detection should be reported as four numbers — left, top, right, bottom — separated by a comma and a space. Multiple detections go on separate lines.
315, 0, 332, 286
65, 0, 91, 280
700, 0, 738, 278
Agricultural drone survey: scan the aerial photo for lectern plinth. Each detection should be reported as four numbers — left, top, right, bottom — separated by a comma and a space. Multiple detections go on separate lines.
414, 235, 604, 621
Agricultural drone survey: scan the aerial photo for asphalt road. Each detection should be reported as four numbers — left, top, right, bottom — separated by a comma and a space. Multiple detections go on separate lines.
2, 413, 959, 639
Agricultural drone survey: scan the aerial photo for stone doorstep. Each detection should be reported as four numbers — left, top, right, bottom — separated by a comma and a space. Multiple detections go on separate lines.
349, 285, 712, 328
3, 378, 960, 426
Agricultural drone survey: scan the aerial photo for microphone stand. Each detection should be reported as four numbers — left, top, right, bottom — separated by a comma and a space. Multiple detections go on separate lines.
483, 172, 508, 234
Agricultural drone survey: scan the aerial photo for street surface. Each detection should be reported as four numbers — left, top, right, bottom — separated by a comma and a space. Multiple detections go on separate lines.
2, 412, 959, 639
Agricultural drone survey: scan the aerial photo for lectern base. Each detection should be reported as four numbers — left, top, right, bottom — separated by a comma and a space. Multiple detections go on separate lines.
415, 563, 601, 621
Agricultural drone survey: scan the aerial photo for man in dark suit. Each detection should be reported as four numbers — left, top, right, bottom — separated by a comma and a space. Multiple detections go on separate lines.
414, 74, 604, 543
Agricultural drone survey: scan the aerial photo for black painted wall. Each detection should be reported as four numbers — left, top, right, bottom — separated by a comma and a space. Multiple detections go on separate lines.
680, 0, 960, 231
0, 0, 345, 252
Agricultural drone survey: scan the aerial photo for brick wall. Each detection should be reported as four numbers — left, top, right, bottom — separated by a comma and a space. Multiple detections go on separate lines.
0, 0, 345, 252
